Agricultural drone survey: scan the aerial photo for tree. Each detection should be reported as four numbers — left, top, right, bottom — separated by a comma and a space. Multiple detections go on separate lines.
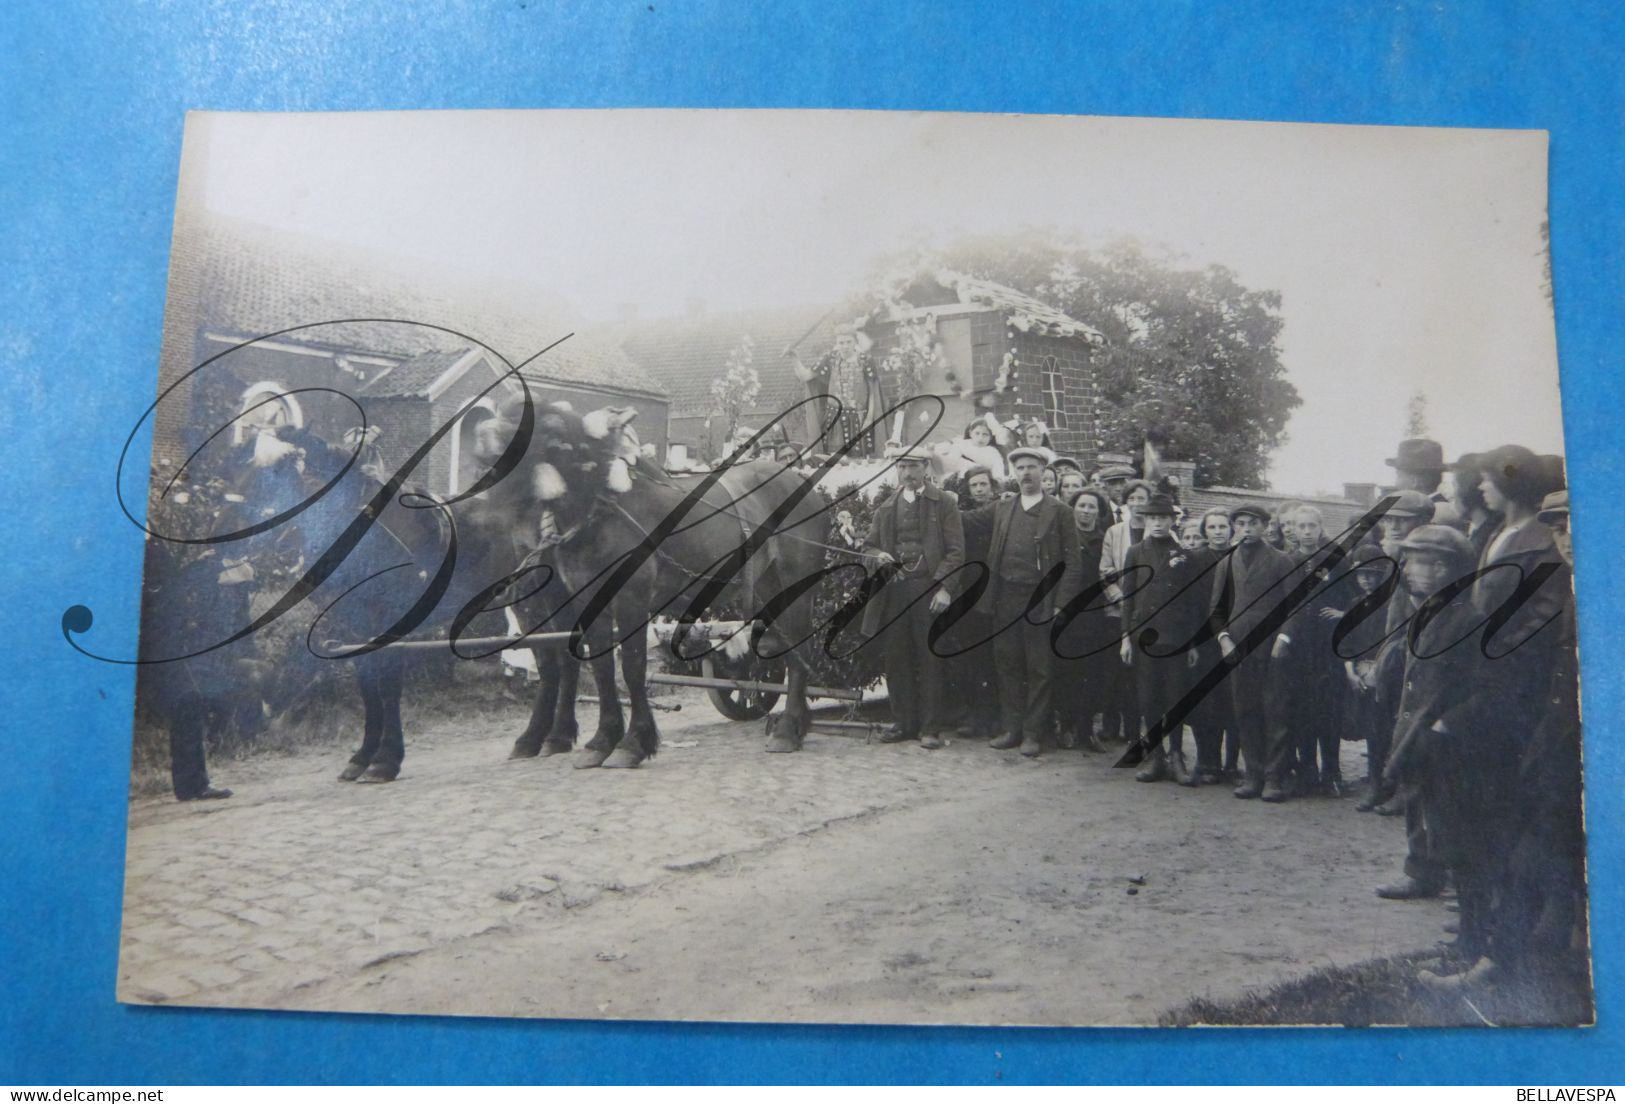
1405, 389, 1430, 439
709, 334, 761, 446
882, 231, 1302, 488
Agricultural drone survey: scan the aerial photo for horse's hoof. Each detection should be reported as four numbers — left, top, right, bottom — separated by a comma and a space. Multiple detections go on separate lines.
357, 763, 399, 783
508, 743, 541, 760
338, 761, 367, 782
574, 747, 612, 770
602, 747, 645, 770
538, 741, 573, 758
764, 733, 801, 754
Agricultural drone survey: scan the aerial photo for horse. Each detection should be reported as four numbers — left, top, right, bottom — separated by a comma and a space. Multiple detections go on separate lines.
228, 421, 583, 781
477, 400, 833, 768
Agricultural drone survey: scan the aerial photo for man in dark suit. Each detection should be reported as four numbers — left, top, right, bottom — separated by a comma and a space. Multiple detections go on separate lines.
945, 464, 1000, 739
862, 444, 966, 749
987, 446, 1085, 757
1210, 502, 1297, 800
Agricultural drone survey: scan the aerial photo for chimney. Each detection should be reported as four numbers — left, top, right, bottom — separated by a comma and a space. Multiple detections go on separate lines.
1343, 481, 1379, 506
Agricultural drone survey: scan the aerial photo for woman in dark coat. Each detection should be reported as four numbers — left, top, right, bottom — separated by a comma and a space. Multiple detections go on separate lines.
1189, 508, 1239, 781
1055, 487, 1116, 751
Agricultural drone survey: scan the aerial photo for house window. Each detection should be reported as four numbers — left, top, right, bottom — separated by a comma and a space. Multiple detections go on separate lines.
1039, 356, 1068, 430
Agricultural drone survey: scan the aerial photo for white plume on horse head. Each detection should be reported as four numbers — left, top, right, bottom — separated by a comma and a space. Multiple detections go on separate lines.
607, 457, 633, 493
533, 462, 568, 501
251, 429, 300, 468
582, 408, 612, 439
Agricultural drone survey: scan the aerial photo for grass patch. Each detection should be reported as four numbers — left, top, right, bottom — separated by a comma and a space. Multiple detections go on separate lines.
1161, 949, 1594, 1027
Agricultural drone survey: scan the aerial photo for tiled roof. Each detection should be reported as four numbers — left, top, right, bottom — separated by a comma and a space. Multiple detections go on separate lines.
360, 349, 470, 398
171, 212, 665, 399
616, 304, 849, 418
935, 270, 1105, 342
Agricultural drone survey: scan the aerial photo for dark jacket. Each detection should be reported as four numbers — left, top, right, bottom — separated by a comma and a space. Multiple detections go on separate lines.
861, 482, 965, 635
986, 493, 1085, 619
1473, 518, 1571, 747
1207, 539, 1296, 653
1121, 534, 1211, 656
1385, 592, 1503, 781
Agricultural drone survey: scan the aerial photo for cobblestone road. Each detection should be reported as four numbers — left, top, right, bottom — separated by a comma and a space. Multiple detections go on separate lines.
119, 691, 1455, 1024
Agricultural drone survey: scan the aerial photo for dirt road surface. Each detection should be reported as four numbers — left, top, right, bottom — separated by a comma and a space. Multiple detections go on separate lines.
119, 691, 1452, 1025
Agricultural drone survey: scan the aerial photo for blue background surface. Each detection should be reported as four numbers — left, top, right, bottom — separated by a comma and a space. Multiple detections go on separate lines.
2, 0, 1621, 1084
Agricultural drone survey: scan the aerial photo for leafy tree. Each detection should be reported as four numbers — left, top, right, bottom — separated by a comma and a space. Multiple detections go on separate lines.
1405, 389, 1430, 438
709, 334, 761, 446
883, 231, 1302, 488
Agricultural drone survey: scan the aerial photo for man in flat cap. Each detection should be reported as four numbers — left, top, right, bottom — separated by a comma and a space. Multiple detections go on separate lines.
1209, 502, 1296, 801
986, 445, 1085, 757
1092, 463, 1136, 524
863, 443, 966, 749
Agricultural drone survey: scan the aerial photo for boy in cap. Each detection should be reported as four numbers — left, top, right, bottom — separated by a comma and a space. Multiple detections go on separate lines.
1380, 525, 1514, 987
1209, 502, 1297, 800
1119, 493, 1208, 783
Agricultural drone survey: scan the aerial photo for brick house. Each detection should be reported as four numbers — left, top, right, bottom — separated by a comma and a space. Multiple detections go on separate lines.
857, 270, 1106, 459
153, 211, 667, 496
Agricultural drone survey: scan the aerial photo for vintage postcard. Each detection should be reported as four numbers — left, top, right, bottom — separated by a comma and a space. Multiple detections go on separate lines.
98, 109, 1587, 1026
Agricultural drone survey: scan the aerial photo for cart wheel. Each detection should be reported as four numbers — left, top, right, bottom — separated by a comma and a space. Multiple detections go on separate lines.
701, 656, 782, 721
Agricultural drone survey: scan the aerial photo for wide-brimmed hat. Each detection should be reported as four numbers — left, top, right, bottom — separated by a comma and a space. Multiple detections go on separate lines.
1397, 524, 1475, 563
1229, 502, 1272, 523
1140, 493, 1177, 518
1538, 489, 1570, 525
1008, 445, 1054, 467
1386, 438, 1446, 473
1385, 489, 1436, 520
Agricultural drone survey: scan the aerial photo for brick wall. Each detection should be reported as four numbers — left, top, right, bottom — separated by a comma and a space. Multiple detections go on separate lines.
1006, 330, 1097, 464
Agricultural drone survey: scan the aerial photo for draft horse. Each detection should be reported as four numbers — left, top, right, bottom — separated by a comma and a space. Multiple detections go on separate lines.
482, 400, 831, 768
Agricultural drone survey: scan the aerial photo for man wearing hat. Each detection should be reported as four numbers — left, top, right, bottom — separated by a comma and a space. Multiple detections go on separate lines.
862, 443, 966, 749
1494, 489, 1586, 982
1378, 525, 1515, 987
790, 323, 886, 458
1209, 501, 1297, 800
985, 445, 1085, 757
1092, 463, 1136, 524
1119, 492, 1209, 784
1387, 436, 1469, 529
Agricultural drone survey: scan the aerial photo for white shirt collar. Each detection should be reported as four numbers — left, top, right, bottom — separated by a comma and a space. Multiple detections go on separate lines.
1019, 490, 1044, 510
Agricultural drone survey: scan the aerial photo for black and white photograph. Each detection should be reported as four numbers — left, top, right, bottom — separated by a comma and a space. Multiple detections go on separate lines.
107, 109, 1588, 1027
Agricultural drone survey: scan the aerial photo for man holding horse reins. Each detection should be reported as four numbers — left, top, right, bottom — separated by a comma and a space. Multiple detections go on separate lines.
861, 442, 966, 749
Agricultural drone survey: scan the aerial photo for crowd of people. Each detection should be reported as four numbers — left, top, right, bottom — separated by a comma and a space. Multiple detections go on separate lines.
856, 421, 1585, 993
